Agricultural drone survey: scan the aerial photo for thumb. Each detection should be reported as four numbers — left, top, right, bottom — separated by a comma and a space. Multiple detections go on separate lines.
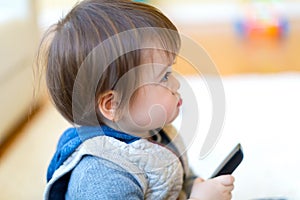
193, 177, 205, 184
213, 175, 235, 186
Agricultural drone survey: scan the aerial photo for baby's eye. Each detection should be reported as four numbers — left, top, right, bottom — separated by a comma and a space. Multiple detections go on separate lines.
161, 72, 171, 82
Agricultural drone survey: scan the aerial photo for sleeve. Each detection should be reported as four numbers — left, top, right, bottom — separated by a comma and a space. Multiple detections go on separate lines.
65, 155, 144, 200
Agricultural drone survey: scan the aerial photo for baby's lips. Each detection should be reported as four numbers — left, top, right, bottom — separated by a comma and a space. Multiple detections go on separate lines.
177, 98, 182, 107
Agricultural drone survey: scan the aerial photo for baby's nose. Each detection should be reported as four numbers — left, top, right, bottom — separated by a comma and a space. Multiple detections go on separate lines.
172, 75, 180, 90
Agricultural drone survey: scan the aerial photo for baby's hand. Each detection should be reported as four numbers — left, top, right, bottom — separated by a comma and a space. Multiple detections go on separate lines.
189, 175, 235, 200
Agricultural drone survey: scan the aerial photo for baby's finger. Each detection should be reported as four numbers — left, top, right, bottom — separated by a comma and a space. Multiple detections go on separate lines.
214, 175, 235, 186
225, 183, 234, 192
193, 177, 205, 184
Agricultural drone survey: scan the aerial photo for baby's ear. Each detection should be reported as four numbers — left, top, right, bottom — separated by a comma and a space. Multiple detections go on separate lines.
97, 90, 119, 121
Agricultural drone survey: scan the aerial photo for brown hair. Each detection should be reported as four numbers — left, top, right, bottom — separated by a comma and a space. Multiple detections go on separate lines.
37, 0, 180, 126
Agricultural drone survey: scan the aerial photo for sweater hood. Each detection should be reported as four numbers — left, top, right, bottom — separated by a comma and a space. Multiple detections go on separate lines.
46, 125, 140, 182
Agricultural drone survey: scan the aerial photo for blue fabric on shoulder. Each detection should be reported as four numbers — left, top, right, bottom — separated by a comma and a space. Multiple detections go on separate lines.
46, 125, 140, 182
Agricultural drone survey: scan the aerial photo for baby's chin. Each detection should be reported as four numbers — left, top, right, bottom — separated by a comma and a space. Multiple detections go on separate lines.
166, 109, 180, 124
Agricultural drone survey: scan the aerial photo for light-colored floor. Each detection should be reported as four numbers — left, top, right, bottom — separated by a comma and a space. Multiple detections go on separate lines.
0, 101, 69, 200
183, 74, 300, 200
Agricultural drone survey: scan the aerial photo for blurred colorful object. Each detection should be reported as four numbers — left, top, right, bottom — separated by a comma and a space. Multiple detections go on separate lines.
235, 0, 289, 39
133, 0, 149, 3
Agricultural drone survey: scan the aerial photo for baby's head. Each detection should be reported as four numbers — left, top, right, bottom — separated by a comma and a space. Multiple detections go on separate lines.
39, 0, 182, 134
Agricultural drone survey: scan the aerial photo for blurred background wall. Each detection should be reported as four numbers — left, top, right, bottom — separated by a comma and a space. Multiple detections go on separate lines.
0, 0, 39, 145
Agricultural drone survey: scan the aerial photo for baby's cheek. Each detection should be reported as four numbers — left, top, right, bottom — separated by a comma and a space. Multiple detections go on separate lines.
131, 104, 167, 128
149, 104, 168, 123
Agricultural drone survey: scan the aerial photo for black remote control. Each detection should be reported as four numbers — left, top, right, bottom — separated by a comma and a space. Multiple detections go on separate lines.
210, 143, 244, 178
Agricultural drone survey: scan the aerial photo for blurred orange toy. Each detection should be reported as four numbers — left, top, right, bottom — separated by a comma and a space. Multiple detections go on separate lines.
235, 0, 289, 39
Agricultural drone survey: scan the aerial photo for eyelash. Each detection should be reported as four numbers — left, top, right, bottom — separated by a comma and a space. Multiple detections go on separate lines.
161, 72, 171, 82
